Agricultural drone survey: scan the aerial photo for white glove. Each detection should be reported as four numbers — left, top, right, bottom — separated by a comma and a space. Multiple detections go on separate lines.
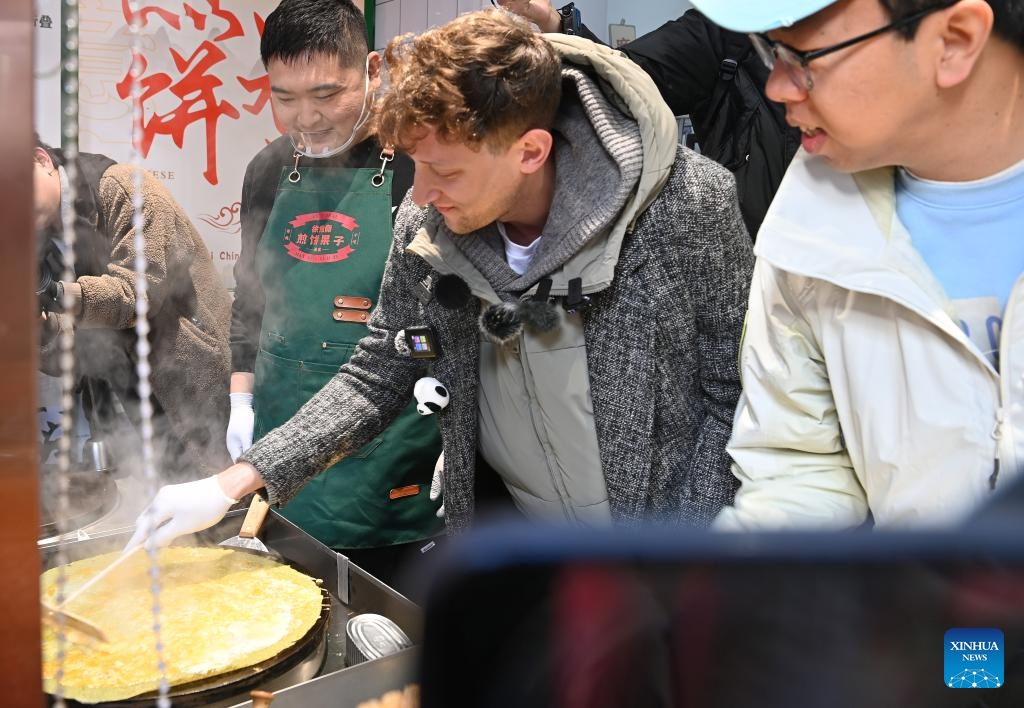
124, 475, 238, 552
226, 392, 255, 462
430, 452, 445, 519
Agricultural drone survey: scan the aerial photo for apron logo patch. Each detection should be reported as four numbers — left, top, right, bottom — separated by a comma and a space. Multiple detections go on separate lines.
284, 211, 360, 263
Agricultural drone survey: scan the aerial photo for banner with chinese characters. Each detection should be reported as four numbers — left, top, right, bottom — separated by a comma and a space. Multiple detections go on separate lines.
70, 0, 283, 289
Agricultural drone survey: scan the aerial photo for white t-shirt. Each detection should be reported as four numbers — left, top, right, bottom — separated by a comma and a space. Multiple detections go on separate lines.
496, 222, 542, 276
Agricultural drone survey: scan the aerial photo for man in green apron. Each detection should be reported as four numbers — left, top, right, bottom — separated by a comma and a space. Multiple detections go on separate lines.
226, 0, 442, 589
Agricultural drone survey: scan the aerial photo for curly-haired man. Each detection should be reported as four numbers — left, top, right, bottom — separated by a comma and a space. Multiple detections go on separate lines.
129, 9, 753, 547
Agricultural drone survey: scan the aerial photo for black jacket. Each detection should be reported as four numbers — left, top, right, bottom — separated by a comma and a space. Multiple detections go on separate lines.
584, 10, 800, 236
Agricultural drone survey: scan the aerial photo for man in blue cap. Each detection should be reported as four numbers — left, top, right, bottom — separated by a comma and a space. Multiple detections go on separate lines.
687, 0, 1024, 529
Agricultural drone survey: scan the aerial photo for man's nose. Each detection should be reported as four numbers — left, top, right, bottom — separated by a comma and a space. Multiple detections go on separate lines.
764, 62, 806, 105
410, 175, 440, 208
294, 101, 323, 131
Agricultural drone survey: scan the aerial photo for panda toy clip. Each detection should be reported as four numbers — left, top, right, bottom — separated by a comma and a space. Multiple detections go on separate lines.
413, 377, 450, 416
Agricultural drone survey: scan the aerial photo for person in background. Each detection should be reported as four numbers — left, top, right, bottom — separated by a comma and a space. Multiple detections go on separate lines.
34, 138, 232, 480
682, 0, 1024, 529
225, 0, 443, 587
495, 0, 800, 237
127, 8, 752, 551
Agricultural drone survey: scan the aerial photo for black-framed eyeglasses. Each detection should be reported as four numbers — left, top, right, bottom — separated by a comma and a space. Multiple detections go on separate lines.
749, 0, 959, 91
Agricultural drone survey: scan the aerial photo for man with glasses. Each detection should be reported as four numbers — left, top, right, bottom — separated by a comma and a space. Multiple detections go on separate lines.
685, 0, 1024, 529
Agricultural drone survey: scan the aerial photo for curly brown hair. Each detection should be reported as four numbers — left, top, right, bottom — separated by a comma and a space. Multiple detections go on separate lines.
375, 9, 563, 153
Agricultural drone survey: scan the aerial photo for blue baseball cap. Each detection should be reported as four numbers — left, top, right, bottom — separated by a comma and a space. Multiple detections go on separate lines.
688, 0, 838, 33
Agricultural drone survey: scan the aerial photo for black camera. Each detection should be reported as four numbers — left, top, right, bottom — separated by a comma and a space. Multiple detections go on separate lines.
37, 239, 65, 313
557, 3, 581, 35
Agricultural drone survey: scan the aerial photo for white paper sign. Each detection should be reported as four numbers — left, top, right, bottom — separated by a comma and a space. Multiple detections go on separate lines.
68, 0, 282, 289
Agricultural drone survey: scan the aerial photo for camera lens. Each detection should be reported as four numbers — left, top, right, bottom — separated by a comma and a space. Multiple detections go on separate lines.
38, 261, 55, 296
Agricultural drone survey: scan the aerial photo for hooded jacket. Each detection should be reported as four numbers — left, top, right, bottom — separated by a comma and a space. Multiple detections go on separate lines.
717, 150, 1024, 530
243, 35, 753, 532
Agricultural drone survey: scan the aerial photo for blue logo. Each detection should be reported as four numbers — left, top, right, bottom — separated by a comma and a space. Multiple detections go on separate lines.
945, 628, 1003, 688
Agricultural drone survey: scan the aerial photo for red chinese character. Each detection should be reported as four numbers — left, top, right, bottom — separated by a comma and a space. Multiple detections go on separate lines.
117, 40, 241, 184
182, 0, 244, 40
121, 0, 181, 30
113, 4, 279, 184
237, 75, 286, 135
334, 235, 345, 247
237, 12, 285, 134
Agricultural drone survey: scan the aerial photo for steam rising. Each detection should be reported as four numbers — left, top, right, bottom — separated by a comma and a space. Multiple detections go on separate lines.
36, 155, 233, 532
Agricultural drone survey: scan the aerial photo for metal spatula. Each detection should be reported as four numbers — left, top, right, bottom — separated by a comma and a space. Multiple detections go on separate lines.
55, 544, 143, 610
219, 495, 271, 553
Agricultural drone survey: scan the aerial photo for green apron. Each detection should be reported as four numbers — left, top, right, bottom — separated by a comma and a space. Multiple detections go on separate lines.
253, 156, 442, 549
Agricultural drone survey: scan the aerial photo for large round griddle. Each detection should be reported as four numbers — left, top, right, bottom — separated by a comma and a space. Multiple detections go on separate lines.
45, 550, 332, 707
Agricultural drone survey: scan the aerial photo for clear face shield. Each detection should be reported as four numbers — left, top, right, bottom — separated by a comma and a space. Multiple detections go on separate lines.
287, 56, 373, 159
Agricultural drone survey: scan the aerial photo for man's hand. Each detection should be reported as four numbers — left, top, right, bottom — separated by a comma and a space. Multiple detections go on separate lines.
124, 475, 238, 552
494, 0, 561, 33
39, 311, 60, 341
430, 452, 445, 519
226, 391, 255, 462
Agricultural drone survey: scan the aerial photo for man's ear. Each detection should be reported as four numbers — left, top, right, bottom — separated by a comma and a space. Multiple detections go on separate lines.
34, 147, 53, 171
517, 128, 553, 175
933, 0, 993, 89
367, 51, 383, 92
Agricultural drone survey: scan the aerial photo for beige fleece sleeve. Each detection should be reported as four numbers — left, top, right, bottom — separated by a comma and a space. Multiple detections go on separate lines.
76, 165, 193, 330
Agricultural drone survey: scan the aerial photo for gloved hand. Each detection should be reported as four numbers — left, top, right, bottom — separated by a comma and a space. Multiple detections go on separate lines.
226, 392, 255, 462
124, 475, 238, 552
430, 452, 445, 519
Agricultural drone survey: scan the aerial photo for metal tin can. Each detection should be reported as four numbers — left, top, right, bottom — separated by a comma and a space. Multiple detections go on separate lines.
345, 613, 412, 666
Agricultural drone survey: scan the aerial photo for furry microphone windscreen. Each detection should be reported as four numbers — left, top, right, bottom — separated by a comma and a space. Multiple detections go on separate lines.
435, 274, 473, 310
518, 299, 559, 332
479, 301, 522, 345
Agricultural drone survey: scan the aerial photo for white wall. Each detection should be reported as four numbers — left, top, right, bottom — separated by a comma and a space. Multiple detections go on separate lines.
571, 0, 609, 43
605, 0, 691, 40
376, 0, 692, 49
34, 0, 62, 146
376, 0, 491, 51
